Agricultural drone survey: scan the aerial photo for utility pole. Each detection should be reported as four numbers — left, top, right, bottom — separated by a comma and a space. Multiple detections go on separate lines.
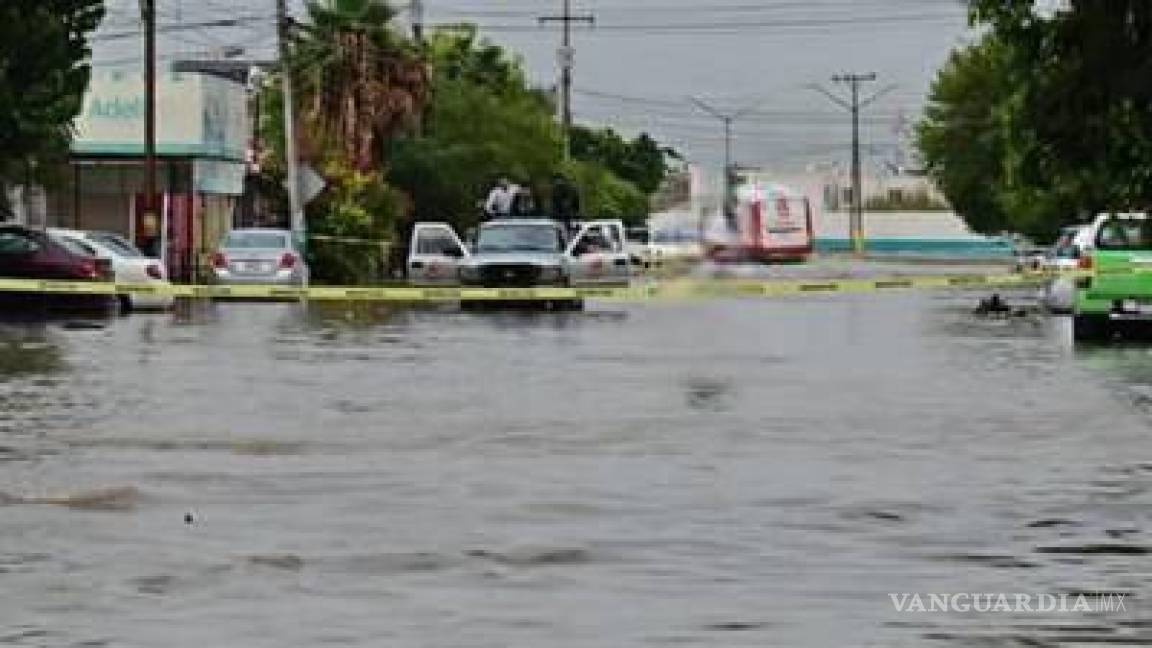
411, 0, 424, 43
539, 0, 594, 160
688, 97, 759, 230
276, 0, 306, 256
810, 73, 894, 256
142, 0, 158, 254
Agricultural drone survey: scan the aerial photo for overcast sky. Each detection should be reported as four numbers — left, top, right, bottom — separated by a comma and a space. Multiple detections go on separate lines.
94, 0, 975, 173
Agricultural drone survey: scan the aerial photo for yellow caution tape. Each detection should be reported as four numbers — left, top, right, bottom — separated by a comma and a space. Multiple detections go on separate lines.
308, 234, 392, 248
0, 272, 1050, 303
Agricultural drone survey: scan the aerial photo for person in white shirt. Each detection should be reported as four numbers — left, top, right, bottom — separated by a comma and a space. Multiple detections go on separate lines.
484, 178, 516, 220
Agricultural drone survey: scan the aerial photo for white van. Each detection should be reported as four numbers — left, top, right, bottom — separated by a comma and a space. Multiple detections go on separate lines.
705, 183, 814, 263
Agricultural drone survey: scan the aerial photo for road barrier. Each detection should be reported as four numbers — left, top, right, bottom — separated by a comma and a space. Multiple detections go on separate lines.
0, 272, 1054, 303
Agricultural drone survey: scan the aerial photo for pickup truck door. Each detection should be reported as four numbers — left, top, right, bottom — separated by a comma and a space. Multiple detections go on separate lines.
407, 223, 468, 285
565, 220, 631, 286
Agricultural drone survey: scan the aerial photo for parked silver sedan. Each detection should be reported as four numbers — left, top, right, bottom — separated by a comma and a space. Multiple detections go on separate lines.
211, 229, 308, 286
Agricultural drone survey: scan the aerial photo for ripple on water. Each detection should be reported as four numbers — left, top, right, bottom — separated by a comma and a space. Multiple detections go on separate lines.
463, 545, 596, 568
1034, 544, 1151, 556
242, 551, 467, 577
701, 621, 774, 632
247, 554, 306, 572
63, 437, 310, 456
923, 552, 1040, 570
682, 376, 736, 412
0, 628, 53, 644
0, 486, 142, 512
129, 574, 177, 595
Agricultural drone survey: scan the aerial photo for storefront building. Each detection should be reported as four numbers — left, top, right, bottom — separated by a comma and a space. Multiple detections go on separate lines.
45, 69, 249, 281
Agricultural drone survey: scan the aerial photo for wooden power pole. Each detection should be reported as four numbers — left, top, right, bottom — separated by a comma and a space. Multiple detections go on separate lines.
539, 0, 594, 160
811, 74, 894, 256
276, 0, 306, 255
143, 0, 158, 252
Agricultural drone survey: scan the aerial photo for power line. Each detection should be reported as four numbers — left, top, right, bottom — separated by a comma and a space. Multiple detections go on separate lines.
92, 15, 272, 43
430, 1, 936, 18
575, 88, 904, 123
430, 12, 964, 35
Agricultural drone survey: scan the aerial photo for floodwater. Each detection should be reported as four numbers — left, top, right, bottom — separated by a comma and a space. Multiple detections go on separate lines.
1, 272, 1151, 647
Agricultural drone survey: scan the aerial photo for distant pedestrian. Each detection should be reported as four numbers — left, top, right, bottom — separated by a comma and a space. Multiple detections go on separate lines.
138, 209, 161, 258
550, 173, 581, 228
484, 177, 516, 220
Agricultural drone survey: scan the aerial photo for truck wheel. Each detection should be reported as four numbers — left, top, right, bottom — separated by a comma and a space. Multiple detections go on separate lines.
1073, 314, 1111, 342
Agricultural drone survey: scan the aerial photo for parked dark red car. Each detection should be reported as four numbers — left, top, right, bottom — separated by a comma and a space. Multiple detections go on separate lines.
0, 225, 115, 315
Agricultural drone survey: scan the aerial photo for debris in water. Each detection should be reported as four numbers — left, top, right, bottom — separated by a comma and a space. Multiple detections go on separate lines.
248, 554, 305, 571
61, 321, 106, 331
974, 293, 1027, 317
6, 486, 143, 511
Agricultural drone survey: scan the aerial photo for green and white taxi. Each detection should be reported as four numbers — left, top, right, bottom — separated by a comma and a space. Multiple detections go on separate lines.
1073, 212, 1152, 341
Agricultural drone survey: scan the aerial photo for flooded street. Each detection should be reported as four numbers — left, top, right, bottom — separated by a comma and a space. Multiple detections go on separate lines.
2, 278, 1152, 647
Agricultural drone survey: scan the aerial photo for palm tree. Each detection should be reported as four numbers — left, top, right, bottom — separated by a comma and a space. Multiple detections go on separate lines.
292, 0, 428, 171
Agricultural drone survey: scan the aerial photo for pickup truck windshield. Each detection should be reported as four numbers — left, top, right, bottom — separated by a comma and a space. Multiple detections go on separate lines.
1096, 218, 1152, 251
477, 224, 563, 253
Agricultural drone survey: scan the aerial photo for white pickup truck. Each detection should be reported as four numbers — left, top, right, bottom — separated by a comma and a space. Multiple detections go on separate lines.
407, 219, 631, 309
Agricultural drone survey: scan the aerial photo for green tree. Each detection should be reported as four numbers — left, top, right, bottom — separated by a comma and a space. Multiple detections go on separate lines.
0, 0, 104, 200
917, 35, 1012, 235
292, 0, 429, 171
388, 29, 563, 231
425, 25, 526, 96
931, 0, 1152, 239
570, 126, 678, 196
306, 163, 406, 284
270, 0, 428, 282
562, 159, 648, 222
390, 28, 672, 230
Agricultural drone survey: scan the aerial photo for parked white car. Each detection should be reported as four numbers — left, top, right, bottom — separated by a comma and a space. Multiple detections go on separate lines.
1038, 219, 1106, 313
650, 228, 704, 264
211, 229, 309, 287
48, 228, 174, 311
625, 226, 660, 269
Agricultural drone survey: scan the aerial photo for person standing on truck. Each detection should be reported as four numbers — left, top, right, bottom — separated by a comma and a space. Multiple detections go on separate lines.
510, 184, 538, 218
550, 173, 581, 230
483, 177, 516, 221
